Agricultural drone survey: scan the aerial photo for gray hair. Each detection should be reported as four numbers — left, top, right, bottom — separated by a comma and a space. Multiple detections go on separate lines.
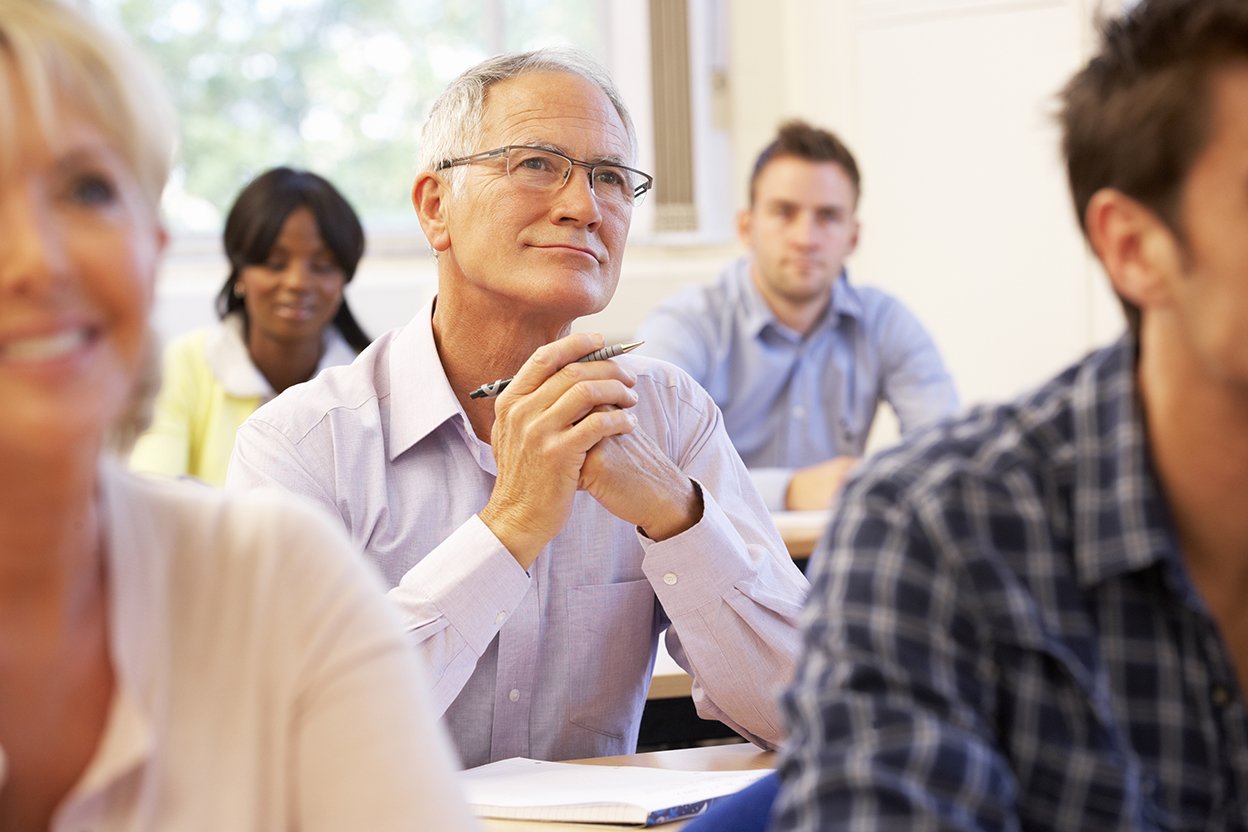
417, 47, 637, 194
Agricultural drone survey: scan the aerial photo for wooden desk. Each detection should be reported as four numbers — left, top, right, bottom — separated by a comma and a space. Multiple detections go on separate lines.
479, 744, 776, 831
647, 665, 694, 700
772, 509, 830, 559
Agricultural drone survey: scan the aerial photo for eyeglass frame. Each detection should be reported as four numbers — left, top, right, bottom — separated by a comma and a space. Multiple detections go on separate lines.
435, 145, 655, 204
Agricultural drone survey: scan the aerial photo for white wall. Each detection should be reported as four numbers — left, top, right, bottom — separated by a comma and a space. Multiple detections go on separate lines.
153, 0, 1127, 412
150, 242, 439, 347
724, 0, 1124, 408
852, 0, 1109, 406
150, 240, 738, 348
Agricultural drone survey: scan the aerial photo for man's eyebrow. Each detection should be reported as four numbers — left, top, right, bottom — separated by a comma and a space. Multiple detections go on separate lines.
513, 141, 627, 166
507, 140, 567, 158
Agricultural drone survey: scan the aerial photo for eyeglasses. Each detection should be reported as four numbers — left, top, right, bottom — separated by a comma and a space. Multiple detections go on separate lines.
436, 145, 655, 207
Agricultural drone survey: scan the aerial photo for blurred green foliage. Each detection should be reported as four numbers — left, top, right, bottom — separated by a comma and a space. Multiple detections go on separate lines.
96, 0, 602, 234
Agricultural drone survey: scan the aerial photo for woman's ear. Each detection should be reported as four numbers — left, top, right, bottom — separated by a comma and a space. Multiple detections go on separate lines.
146, 223, 169, 304
412, 172, 452, 254
1085, 188, 1180, 311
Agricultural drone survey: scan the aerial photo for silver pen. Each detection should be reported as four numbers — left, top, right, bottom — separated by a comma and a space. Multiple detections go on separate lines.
468, 340, 644, 399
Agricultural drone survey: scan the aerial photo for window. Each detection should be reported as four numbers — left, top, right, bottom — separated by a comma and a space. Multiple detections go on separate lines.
96, 0, 607, 235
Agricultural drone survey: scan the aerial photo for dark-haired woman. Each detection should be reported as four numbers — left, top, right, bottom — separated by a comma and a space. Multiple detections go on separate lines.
131, 167, 370, 484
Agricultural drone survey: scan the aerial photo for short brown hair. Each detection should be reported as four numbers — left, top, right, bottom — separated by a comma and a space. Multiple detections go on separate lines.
748, 120, 861, 206
1060, 0, 1248, 333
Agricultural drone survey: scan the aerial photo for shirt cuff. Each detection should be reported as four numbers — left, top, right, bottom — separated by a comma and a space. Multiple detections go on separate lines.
390, 515, 531, 656
640, 485, 756, 618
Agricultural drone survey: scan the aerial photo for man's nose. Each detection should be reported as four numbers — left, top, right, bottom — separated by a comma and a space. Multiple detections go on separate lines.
550, 164, 604, 228
788, 212, 818, 247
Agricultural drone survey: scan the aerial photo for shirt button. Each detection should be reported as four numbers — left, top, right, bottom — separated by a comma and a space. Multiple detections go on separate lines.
508, 689, 521, 703
792, 405, 807, 420
494, 611, 506, 626
663, 572, 678, 586
1211, 683, 1232, 708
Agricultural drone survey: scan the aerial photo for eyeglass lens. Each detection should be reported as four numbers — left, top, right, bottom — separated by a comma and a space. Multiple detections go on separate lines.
505, 147, 642, 205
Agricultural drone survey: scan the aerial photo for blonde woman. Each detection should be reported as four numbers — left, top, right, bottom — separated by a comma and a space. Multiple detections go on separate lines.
0, 3, 477, 829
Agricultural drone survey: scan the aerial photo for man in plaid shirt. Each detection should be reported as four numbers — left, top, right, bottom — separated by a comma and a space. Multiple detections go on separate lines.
772, 0, 1248, 828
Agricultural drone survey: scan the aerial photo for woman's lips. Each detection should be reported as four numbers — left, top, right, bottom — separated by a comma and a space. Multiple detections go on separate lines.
0, 326, 94, 363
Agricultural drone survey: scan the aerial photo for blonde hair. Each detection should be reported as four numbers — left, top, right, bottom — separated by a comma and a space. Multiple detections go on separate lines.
0, 0, 175, 209
107, 326, 163, 455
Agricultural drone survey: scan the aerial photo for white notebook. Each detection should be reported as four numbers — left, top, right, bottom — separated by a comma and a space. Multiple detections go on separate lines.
459, 757, 772, 826
770, 509, 832, 535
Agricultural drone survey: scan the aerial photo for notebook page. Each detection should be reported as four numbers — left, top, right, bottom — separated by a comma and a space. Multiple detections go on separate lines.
460, 758, 771, 823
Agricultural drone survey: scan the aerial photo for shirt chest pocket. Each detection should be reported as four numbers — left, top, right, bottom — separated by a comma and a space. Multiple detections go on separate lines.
994, 632, 1178, 830
564, 579, 658, 742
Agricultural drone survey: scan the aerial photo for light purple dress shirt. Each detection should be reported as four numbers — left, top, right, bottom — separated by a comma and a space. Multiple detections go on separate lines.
638, 257, 960, 509
226, 299, 809, 768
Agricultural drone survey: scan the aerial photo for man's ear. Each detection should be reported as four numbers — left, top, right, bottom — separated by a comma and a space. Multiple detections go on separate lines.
1085, 188, 1179, 311
736, 207, 753, 248
412, 171, 452, 254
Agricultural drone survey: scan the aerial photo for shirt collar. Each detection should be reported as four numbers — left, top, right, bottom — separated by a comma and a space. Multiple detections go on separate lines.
738, 256, 865, 340
387, 297, 475, 461
829, 269, 865, 321
204, 312, 357, 399
1069, 333, 1180, 588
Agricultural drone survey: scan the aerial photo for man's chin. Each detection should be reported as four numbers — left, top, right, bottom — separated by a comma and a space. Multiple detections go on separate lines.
508, 283, 615, 322
778, 281, 833, 307
545, 270, 618, 309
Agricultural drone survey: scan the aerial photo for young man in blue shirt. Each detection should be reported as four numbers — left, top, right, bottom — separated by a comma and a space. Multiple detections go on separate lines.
639, 122, 958, 510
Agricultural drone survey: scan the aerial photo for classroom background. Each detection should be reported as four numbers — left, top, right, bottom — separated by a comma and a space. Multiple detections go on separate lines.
104, 0, 1127, 451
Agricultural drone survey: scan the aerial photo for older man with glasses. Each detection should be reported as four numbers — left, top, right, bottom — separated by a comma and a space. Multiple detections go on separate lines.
227, 48, 808, 769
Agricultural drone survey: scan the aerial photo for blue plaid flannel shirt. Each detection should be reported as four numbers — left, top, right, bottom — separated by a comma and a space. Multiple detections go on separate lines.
775, 335, 1248, 831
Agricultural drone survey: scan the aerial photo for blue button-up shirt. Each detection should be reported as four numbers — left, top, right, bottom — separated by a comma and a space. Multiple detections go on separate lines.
637, 257, 959, 508
775, 334, 1248, 830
